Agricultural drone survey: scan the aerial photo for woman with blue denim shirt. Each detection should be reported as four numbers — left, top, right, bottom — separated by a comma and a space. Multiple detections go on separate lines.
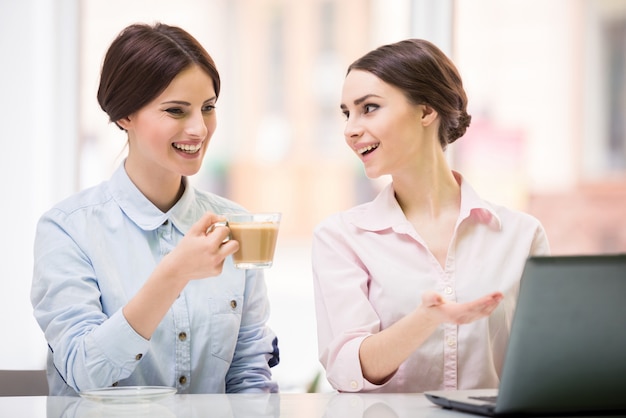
31, 23, 279, 395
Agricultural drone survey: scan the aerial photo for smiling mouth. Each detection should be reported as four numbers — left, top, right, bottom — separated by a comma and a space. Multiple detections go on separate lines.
172, 142, 202, 154
357, 143, 380, 156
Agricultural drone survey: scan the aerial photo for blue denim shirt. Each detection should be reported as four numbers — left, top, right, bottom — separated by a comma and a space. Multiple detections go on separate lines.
31, 162, 279, 395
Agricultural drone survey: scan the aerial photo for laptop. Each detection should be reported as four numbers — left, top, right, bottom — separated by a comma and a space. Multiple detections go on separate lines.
425, 254, 626, 416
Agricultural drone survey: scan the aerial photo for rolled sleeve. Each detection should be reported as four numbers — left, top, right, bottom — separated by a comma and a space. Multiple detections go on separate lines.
88, 309, 151, 376
324, 336, 373, 392
51, 309, 150, 392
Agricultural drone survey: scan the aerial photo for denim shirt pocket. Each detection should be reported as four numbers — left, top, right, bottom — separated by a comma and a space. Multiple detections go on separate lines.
209, 294, 243, 362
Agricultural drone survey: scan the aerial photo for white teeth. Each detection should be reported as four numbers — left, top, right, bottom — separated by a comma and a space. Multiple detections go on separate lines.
173, 142, 202, 153
357, 143, 379, 155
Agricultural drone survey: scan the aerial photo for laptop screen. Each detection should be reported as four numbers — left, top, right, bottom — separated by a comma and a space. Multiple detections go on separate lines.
496, 254, 626, 415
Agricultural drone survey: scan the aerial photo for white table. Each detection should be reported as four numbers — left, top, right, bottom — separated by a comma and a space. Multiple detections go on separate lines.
0, 392, 464, 418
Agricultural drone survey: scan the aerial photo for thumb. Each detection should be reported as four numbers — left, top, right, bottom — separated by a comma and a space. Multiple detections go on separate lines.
422, 290, 445, 308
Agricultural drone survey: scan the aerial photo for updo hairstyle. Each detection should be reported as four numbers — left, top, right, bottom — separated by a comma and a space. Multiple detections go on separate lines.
348, 39, 471, 149
97, 23, 220, 130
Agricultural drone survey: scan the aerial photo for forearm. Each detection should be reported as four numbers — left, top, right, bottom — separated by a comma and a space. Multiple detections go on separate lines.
359, 290, 504, 385
359, 306, 440, 385
124, 214, 236, 340
122, 253, 188, 339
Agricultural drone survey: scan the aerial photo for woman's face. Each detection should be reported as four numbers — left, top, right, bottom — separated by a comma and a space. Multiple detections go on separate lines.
119, 64, 217, 181
340, 70, 432, 179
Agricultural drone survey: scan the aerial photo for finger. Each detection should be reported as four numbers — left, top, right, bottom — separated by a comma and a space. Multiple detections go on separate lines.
218, 239, 239, 257
481, 292, 504, 307
487, 291, 504, 302
206, 221, 229, 237
451, 294, 502, 324
477, 301, 498, 315
471, 294, 503, 316
190, 212, 226, 235
471, 292, 503, 307
206, 224, 232, 246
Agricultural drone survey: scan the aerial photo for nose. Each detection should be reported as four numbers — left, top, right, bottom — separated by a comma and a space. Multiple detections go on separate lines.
185, 110, 210, 139
343, 115, 363, 142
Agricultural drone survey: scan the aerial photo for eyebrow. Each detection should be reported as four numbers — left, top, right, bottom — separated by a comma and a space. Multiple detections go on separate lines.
161, 97, 217, 106
340, 94, 382, 110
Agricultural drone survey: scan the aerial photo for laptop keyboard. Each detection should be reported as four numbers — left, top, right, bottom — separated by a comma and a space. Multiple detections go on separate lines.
469, 395, 498, 403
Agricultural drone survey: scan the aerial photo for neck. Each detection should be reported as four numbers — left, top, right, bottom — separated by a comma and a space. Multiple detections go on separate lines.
392, 151, 460, 221
124, 160, 185, 213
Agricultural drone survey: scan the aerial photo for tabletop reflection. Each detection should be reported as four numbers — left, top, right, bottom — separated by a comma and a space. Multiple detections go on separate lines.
46, 393, 280, 418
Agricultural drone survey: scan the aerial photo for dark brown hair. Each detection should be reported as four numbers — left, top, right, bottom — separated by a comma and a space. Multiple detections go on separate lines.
97, 23, 220, 129
348, 39, 471, 149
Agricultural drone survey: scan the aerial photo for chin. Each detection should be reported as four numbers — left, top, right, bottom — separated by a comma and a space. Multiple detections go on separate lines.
178, 162, 203, 177
182, 169, 202, 177
364, 167, 384, 179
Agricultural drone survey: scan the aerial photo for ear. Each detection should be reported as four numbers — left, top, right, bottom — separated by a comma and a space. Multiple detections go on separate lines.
420, 105, 438, 127
115, 116, 132, 131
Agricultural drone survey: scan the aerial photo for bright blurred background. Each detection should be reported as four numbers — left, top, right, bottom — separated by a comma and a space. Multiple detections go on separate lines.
1, 0, 625, 393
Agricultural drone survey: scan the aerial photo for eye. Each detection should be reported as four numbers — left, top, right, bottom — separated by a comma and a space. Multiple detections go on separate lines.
363, 103, 379, 114
341, 110, 350, 120
202, 104, 216, 113
165, 107, 184, 116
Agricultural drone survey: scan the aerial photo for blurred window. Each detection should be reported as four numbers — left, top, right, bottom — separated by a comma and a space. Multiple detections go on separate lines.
605, 19, 626, 170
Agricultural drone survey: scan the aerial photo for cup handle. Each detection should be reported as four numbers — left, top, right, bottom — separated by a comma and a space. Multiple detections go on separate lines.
206, 221, 231, 243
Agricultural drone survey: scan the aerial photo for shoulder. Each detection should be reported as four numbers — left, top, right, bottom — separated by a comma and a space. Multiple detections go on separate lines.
34, 182, 117, 253
491, 201, 544, 230
315, 201, 373, 232
458, 173, 545, 233
312, 201, 379, 251
191, 188, 248, 214
41, 182, 113, 221
487, 201, 550, 254
315, 183, 402, 235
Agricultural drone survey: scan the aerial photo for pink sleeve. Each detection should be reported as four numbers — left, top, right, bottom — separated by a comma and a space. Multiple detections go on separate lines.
530, 222, 551, 256
311, 215, 388, 392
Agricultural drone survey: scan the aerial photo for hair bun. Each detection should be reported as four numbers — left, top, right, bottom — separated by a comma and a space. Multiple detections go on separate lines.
459, 111, 471, 129
447, 111, 472, 144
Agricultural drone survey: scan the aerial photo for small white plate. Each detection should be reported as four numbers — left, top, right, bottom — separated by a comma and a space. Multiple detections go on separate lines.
79, 386, 176, 404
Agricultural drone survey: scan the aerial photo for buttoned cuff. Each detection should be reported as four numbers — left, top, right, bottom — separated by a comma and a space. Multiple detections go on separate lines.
89, 309, 151, 369
326, 336, 388, 392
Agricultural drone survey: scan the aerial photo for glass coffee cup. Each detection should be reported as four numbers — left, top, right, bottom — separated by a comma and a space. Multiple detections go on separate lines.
224, 213, 281, 269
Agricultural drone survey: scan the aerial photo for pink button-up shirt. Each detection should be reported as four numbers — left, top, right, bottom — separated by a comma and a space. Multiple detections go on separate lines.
312, 173, 550, 393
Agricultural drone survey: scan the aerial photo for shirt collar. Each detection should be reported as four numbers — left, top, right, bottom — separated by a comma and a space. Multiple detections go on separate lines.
455, 171, 502, 230
348, 171, 501, 232
107, 162, 196, 233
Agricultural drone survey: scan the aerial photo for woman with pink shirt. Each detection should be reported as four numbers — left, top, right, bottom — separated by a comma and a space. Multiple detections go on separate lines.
312, 39, 549, 393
